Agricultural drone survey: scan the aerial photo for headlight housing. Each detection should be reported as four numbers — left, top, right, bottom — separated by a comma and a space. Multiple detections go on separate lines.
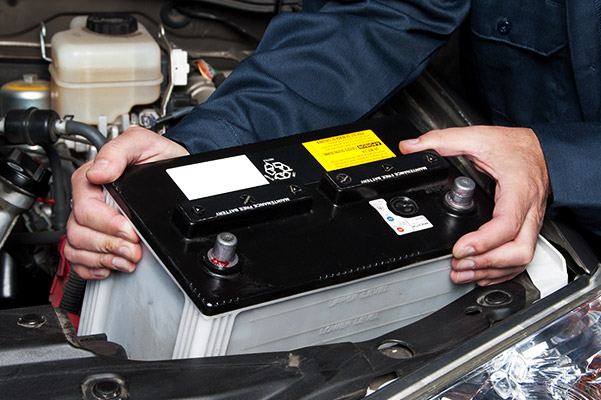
429, 294, 601, 400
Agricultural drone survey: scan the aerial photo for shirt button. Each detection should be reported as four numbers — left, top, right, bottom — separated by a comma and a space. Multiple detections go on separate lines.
497, 18, 511, 35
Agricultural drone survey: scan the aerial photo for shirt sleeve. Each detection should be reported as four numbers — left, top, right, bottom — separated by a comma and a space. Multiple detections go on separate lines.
531, 122, 601, 236
165, 0, 470, 154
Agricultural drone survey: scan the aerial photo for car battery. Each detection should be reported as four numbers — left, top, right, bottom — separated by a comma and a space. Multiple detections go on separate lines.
78, 115, 566, 361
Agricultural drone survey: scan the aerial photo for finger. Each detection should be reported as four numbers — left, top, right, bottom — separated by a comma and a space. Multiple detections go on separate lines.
86, 127, 189, 185
66, 214, 141, 262
450, 209, 540, 286
451, 265, 525, 285
86, 127, 155, 184
70, 171, 138, 243
399, 127, 515, 182
476, 270, 524, 287
399, 128, 480, 157
454, 206, 540, 270
452, 183, 530, 258
64, 240, 137, 273
71, 264, 111, 280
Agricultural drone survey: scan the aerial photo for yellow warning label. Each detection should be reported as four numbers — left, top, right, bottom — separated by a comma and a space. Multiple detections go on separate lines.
302, 130, 396, 171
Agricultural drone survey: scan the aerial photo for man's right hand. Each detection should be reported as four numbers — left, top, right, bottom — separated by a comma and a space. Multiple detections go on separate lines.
64, 127, 189, 280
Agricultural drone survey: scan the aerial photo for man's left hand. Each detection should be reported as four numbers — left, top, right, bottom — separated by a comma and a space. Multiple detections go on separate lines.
399, 126, 550, 286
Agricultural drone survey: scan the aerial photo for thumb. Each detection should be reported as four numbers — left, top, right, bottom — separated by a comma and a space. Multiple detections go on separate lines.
398, 137, 425, 155
85, 127, 160, 185
399, 128, 484, 158
86, 157, 126, 185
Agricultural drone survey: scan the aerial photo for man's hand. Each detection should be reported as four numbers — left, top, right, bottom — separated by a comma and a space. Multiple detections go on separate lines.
399, 126, 550, 286
65, 127, 189, 280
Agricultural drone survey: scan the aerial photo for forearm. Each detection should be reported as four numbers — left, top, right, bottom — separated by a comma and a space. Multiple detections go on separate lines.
166, 0, 470, 153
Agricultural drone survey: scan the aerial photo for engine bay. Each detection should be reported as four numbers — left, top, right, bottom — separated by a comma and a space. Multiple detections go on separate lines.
0, 0, 289, 310
1, 2, 600, 399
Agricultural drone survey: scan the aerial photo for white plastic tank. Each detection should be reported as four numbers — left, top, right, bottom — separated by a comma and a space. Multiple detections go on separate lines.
49, 14, 162, 125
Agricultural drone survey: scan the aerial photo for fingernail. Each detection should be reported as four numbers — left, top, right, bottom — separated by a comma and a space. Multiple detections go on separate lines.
456, 246, 475, 258
477, 280, 491, 287
118, 246, 133, 260
402, 138, 420, 145
91, 268, 108, 278
454, 270, 475, 283
112, 257, 133, 273
88, 159, 109, 173
456, 259, 475, 270
118, 230, 137, 243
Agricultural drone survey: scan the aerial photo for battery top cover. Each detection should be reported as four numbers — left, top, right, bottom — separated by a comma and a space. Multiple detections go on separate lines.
107, 115, 493, 316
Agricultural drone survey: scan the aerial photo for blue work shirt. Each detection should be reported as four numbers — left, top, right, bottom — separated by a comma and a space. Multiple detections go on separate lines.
166, 0, 601, 236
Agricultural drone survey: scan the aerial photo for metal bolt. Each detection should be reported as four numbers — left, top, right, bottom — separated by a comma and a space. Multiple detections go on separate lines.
17, 314, 46, 328
207, 232, 239, 270
92, 380, 121, 400
377, 341, 414, 359
444, 176, 476, 212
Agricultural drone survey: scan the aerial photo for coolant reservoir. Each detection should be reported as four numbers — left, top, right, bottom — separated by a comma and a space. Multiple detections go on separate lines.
49, 14, 162, 125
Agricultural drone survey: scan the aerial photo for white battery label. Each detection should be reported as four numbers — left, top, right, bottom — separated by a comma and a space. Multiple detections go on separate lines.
369, 198, 433, 236
167, 155, 269, 200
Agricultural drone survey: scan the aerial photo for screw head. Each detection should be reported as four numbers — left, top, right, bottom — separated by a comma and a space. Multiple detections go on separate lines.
17, 314, 46, 328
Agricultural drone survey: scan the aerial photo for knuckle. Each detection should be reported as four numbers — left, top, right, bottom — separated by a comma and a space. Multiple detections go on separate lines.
505, 219, 522, 240
66, 225, 119, 257
66, 227, 87, 249
71, 163, 88, 181
99, 240, 116, 255
515, 244, 535, 265
473, 268, 494, 281
474, 256, 493, 269
71, 264, 90, 279
424, 129, 444, 142
71, 201, 90, 225
108, 212, 126, 231
71, 162, 93, 187
62, 242, 77, 262
99, 253, 115, 269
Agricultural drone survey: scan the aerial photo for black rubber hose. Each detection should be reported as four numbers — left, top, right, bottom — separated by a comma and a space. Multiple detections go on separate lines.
60, 121, 107, 317
41, 144, 69, 231
153, 106, 195, 127
5, 230, 66, 246
59, 270, 87, 315
64, 120, 107, 151
54, 119, 107, 317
